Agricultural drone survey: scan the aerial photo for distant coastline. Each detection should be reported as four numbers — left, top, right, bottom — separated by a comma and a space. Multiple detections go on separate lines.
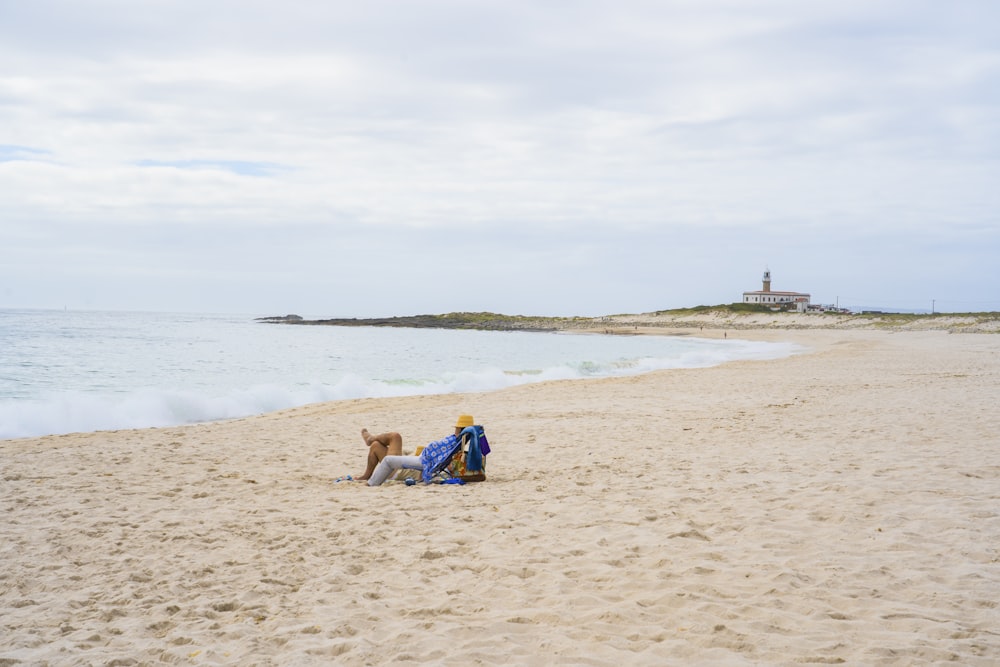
257, 306, 1000, 334
255, 312, 572, 332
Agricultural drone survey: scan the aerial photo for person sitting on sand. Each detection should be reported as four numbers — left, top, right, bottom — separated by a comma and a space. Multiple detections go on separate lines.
356, 429, 405, 481
361, 414, 474, 486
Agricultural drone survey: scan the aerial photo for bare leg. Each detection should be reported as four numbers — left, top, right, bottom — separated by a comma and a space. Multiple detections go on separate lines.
358, 442, 387, 480
357, 429, 403, 480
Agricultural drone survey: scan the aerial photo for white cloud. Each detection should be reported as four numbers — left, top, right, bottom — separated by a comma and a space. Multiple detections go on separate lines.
1, 0, 998, 314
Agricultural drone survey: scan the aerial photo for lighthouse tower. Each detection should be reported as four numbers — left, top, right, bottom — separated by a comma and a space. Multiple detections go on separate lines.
743, 268, 810, 310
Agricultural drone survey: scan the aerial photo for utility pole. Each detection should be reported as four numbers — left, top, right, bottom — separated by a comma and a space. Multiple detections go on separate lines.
932, 299, 935, 314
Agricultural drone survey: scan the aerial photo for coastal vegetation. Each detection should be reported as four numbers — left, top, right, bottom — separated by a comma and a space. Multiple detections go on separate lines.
255, 312, 587, 331
652, 303, 777, 315
257, 305, 1000, 333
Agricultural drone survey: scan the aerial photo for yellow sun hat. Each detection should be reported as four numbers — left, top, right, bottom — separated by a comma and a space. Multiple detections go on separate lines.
455, 414, 475, 428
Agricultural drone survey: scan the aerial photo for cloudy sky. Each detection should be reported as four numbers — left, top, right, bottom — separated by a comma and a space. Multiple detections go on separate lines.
2, 1, 998, 316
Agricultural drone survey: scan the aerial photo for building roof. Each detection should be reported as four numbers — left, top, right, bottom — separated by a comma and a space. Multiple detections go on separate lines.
743, 290, 810, 296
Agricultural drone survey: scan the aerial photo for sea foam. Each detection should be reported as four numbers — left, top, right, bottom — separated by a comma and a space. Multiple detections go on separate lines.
0, 348, 794, 440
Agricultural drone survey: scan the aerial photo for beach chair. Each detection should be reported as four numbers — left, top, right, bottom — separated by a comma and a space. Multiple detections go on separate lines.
437, 425, 490, 483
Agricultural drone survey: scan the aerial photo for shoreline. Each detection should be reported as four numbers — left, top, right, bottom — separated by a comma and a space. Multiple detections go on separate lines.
1, 326, 796, 443
3, 328, 999, 664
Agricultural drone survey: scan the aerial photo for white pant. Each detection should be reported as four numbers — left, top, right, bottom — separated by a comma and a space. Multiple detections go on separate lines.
368, 455, 422, 486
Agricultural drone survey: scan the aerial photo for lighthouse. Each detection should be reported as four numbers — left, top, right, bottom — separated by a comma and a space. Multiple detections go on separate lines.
742, 269, 811, 311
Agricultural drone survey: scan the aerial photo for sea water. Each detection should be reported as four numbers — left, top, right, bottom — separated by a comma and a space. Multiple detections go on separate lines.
0, 309, 798, 440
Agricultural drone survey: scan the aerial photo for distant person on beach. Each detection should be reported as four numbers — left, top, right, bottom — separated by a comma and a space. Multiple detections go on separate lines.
358, 414, 475, 486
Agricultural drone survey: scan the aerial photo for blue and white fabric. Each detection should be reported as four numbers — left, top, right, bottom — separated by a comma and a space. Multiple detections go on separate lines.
419, 434, 461, 483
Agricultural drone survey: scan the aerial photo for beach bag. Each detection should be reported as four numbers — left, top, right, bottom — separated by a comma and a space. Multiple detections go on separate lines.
447, 425, 490, 482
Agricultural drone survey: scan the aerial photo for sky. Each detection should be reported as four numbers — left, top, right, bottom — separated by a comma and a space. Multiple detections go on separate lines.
1, 0, 998, 317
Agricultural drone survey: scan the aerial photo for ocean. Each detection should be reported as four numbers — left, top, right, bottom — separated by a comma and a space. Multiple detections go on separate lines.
0, 309, 798, 440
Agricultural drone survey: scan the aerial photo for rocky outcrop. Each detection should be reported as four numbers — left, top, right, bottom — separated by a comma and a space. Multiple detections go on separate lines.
255, 314, 304, 323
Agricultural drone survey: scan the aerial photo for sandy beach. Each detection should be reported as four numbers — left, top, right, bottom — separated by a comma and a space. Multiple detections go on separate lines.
3, 327, 999, 665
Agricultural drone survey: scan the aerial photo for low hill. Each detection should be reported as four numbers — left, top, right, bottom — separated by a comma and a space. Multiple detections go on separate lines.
258, 306, 1000, 334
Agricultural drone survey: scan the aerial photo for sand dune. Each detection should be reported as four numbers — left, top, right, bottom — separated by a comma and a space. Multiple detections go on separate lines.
3, 329, 999, 665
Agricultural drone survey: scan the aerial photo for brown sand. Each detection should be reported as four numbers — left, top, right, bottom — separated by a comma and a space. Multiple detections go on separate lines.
2, 329, 999, 665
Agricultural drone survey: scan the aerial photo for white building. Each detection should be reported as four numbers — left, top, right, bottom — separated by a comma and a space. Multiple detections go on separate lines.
742, 269, 811, 312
